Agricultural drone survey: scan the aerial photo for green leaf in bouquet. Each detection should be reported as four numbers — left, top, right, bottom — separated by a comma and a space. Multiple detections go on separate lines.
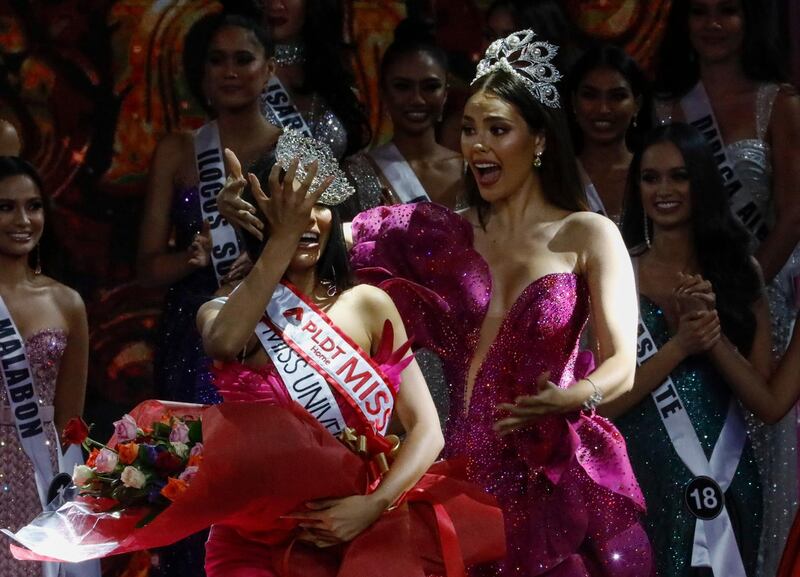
111, 484, 149, 507
187, 419, 202, 443
152, 422, 171, 440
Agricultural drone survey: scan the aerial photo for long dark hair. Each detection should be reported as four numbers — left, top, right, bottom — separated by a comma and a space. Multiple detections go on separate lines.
379, 18, 449, 88
0, 156, 54, 275
467, 69, 586, 225
287, 0, 370, 154
239, 186, 352, 294
621, 123, 760, 354
654, 0, 787, 99
183, 13, 274, 115
567, 44, 651, 153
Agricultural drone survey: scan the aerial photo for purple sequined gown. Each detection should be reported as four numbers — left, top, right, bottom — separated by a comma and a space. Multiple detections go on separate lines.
351, 203, 654, 577
154, 184, 222, 406
150, 185, 221, 577
0, 330, 63, 577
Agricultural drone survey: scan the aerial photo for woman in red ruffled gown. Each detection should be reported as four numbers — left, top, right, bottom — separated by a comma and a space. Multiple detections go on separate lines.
193, 140, 505, 576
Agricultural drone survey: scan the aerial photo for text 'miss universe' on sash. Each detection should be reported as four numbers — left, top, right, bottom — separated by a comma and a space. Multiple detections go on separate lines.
253, 282, 396, 437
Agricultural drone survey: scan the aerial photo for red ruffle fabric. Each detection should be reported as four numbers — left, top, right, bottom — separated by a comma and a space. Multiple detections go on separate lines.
7, 400, 504, 577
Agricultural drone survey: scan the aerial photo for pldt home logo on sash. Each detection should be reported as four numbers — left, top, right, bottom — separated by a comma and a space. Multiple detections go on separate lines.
283, 307, 304, 325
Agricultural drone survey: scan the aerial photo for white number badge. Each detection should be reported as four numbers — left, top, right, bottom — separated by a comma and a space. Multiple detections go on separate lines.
684, 475, 724, 520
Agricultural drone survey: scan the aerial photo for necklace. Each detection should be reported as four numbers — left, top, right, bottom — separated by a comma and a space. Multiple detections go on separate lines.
274, 42, 305, 67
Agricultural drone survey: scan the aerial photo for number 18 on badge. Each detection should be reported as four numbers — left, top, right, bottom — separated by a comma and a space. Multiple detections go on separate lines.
684, 476, 724, 520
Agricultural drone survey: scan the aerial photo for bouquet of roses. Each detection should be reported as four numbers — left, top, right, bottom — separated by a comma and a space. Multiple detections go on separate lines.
3, 400, 207, 562
63, 409, 203, 527
5, 399, 505, 576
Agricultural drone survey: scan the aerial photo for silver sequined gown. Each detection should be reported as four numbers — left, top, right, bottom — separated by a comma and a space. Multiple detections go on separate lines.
658, 83, 799, 577
341, 152, 385, 219
0, 330, 63, 577
728, 84, 799, 577
260, 93, 348, 160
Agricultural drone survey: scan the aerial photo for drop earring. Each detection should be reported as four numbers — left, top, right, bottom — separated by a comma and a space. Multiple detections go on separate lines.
533, 151, 543, 168
34, 245, 42, 275
643, 209, 651, 249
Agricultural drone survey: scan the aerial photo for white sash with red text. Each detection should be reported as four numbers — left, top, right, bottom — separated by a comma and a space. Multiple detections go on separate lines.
261, 76, 313, 137
193, 121, 242, 285
368, 143, 430, 204
680, 82, 768, 241
254, 282, 395, 436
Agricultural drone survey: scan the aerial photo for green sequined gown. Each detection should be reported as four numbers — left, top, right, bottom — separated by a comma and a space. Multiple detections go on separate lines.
615, 297, 763, 577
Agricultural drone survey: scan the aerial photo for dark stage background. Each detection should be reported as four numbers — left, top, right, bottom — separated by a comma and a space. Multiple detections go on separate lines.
0, 0, 797, 523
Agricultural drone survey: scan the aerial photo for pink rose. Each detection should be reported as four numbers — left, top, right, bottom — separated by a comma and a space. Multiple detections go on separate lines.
120, 466, 146, 489
189, 443, 204, 457
178, 466, 199, 484
94, 448, 119, 474
113, 414, 138, 443
169, 421, 190, 443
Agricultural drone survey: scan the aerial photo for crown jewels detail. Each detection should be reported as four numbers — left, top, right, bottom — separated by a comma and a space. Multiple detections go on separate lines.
472, 29, 562, 109
275, 130, 356, 206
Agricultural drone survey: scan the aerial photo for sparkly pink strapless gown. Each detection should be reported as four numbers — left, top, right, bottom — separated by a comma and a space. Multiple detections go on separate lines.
351, 203, 654, 577
0, 330, 63, 577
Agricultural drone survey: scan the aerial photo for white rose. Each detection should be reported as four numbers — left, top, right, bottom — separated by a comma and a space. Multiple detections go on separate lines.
170, 442, 189, 459
72, 464, 94, 486
120, 466, 147, 489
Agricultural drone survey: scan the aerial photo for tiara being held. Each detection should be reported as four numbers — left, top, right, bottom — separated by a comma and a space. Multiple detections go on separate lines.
275, 130, 356, 206
472, 29, 562, 109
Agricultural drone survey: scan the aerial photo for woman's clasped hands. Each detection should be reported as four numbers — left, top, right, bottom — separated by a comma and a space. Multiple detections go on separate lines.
285, 493, 386, 548
672, 272, 721, 357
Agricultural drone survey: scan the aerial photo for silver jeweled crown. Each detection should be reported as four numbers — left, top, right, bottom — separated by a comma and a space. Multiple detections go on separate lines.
275, 130, 356, 206
472, 29, 562, 108
274, 42, 305, 67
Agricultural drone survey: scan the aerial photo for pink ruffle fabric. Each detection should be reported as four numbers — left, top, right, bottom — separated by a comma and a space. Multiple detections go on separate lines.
351, 203, 654, 577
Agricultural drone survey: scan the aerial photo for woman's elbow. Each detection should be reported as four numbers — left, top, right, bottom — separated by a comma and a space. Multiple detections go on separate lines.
409, 417, 445, 457
203, 339, 239, 363
607, 356, 636, 398
430, 427, 445, 456
200, 326, 241, 362
136, 255, 160, 288
618, 370, 636, 395
755, 405, 785, 426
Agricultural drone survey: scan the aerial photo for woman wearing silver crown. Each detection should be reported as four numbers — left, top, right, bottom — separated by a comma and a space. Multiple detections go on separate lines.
195, 131, 505, 576
220, 30, 654, 576
350, 29, 654, 577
